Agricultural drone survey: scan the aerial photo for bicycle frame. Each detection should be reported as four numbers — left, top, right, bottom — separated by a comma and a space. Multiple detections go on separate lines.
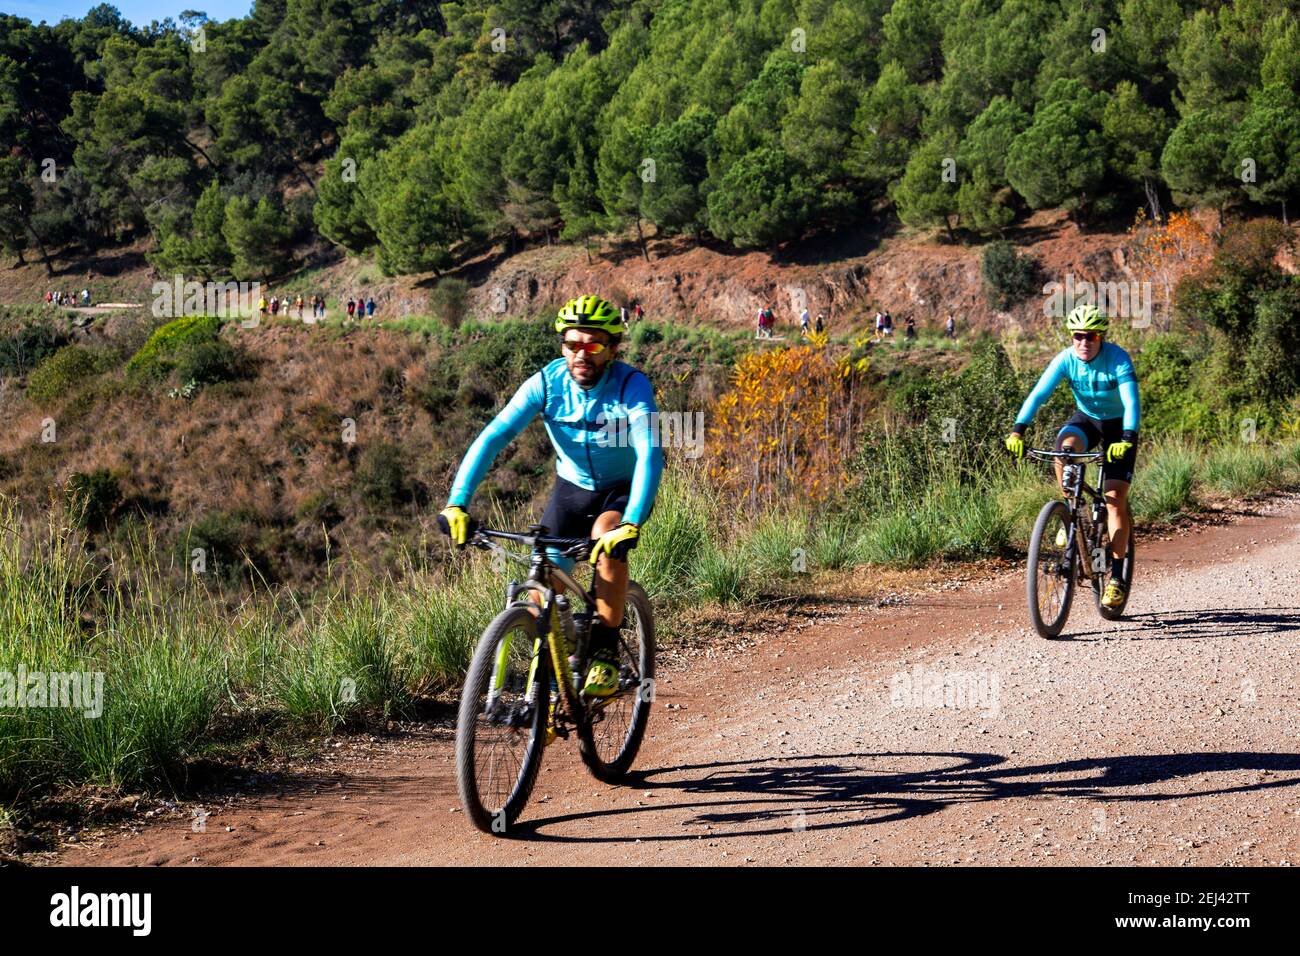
473, 526, 603, 726
1028, 449, 1110, 578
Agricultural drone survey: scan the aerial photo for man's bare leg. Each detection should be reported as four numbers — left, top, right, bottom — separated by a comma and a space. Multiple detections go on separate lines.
1103, 479, 1130, 561
591, 509, 628, 628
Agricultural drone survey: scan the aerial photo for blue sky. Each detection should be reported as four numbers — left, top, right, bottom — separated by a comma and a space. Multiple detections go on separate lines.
1, 1, 252, 26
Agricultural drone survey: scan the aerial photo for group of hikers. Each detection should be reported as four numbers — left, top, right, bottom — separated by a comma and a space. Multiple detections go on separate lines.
44, 289, 91, 308
254, 293, 377, 321
757, 304, 821, 338
755, 302, 961, 342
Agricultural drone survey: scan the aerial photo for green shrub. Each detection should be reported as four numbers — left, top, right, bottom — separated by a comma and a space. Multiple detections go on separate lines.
429, 277, 469, 329
173, 338, 248, 386
64, 469, 122, 530
180, 510, 273, 587
1247, 284, 1300, 402
27, 346, 102, 404
1133, 334, 1217, 438
125, 315, 223, 382
356, 441, 410, 509
0, 321, 66, 378
981, 241, 1041, 310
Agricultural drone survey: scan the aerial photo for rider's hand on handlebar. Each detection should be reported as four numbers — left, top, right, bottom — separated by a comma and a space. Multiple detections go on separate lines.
1005, 432, 1025, 460
1106, 439, 1133, 463
590, 522, 639, 564
437, 505, 473, 547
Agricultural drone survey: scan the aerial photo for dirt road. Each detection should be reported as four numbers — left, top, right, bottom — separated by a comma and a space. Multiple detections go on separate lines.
61, 497, 1300, 866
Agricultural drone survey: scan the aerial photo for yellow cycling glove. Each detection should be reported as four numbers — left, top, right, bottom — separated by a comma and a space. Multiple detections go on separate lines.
1005, 432, 1025, 460
1106, 440, 1133, 463
438, 505, 471, 546
590, 522, 639, 564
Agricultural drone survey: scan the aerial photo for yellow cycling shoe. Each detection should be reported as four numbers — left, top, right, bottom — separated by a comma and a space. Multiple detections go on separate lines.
583, 653, 620, 699
1101, 579, 1127, 608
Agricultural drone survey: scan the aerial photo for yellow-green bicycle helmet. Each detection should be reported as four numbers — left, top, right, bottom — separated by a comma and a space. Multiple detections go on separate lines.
555, 295, 625, 336
1065, 303, 1109, 333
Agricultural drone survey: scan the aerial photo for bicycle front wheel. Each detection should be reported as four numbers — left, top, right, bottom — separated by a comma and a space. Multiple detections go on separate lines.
1027, 500, 1077, 639
455, 606, 547, 835
578, 581, 655, 783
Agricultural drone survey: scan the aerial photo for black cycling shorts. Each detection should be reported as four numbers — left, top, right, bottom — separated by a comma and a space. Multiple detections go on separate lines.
540, 476, 633, 540
1056, 411, 1136, 484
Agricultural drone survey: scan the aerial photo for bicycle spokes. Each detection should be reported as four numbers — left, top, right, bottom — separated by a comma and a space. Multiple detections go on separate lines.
471, 622, 538, 813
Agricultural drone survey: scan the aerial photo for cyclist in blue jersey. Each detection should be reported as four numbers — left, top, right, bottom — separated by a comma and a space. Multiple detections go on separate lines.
1005, 304, 1141, 608
438, 295, 664, 698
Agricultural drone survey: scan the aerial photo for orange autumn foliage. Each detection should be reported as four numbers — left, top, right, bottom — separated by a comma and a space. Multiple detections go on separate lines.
706, 343, 870, 510
1125, 210, 1213, 329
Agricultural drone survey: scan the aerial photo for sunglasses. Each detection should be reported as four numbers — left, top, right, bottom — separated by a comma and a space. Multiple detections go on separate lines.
1072, 331, 1100, 342
561, 339, 608, 356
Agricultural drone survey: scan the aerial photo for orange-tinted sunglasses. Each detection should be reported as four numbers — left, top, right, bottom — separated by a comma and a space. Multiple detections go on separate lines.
561, 339, 608, 355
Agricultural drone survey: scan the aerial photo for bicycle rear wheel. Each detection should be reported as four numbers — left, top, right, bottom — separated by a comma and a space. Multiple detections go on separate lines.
1027, 500, 1077, 639
578, 581, 655, 782
455, 606, 547, 835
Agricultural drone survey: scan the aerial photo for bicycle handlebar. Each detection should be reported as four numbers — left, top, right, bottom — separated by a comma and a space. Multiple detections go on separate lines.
473, 526, 594, 560
1027, 449, 1104, 463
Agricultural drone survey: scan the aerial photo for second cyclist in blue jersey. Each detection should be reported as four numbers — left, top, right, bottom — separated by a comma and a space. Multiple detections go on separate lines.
438, 295, 664, 698
1004, 304, 1141, 609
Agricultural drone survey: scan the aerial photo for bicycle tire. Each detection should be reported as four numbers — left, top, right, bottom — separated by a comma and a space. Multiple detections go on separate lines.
1027, 500, 1076, 639
455, 606, 547, 835
578, 581, 655, 782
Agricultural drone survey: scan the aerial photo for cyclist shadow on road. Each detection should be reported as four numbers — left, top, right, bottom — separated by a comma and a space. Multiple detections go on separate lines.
1065, 607, 1300, 642
512, 749, 1300, 842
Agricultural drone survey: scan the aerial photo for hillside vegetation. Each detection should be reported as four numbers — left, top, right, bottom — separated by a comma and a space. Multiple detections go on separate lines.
3, 0, 1299, 283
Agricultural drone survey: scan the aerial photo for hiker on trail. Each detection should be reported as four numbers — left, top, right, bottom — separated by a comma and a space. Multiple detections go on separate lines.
366, 296, 375, 317
620, 305, 629, 325
873, 308, 894, 338
80, 289, 89, 306
905, 316, 916, 340
347, 298, 356, 319
295, 294, 304, 316
816, 311, 825, 334
272, 295, 281, 316
634, 302, 643, 322
800, 307, 811, 337
258, 294, 268, 317
945, 314, 956, 339
44, 291, 52, 306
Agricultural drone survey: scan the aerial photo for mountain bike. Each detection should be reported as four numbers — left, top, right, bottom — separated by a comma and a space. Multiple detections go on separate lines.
453, 524, 655, 835
1025, 449, 1135, 638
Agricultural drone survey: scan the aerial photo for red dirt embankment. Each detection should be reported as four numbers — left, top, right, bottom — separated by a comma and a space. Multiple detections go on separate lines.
461, 209, 1181, 333
2, 210, 1209, 335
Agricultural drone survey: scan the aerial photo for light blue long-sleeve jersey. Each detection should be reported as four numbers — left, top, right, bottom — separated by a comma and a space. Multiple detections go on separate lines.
448, 359, 664, 526
1015, 342, 1141, 432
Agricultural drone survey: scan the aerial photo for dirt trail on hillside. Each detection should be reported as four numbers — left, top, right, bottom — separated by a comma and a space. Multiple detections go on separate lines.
57, 498, 1300, 866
